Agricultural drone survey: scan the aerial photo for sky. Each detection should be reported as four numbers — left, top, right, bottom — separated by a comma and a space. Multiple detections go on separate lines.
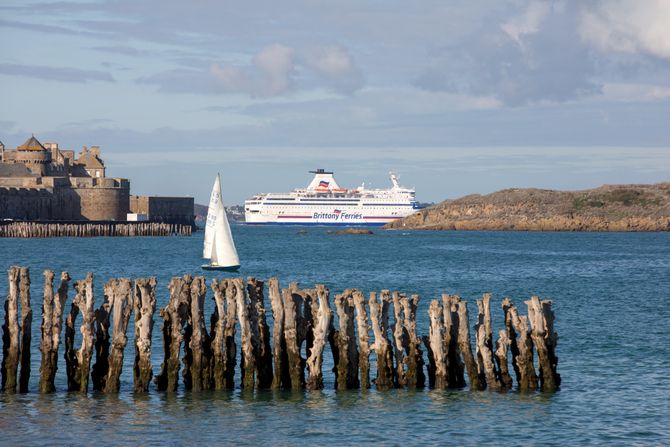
1, 0, 669, 205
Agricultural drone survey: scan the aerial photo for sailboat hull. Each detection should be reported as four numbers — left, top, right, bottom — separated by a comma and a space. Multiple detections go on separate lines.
201, 264, 241, 272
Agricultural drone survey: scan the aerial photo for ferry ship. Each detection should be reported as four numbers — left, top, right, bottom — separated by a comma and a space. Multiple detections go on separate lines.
244, 169, 421, 226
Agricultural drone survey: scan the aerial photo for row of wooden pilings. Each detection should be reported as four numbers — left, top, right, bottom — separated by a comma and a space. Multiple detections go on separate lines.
1, 266, 560, 394
0, 222, 192, 238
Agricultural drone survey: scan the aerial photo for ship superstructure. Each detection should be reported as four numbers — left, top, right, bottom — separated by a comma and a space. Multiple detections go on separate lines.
244, 169, 421, 226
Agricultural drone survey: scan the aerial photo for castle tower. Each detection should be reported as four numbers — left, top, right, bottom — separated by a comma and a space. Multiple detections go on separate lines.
12, 135, 52, 175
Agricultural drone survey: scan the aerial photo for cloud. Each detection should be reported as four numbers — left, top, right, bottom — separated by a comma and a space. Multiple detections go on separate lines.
210, 44, 296, 97
414, 2, 601, 106
141, 43, 364, 97
580, 0, 670, 59
0, 63, 114, 83
500, 1, 550, 45
303, 45, 364, 94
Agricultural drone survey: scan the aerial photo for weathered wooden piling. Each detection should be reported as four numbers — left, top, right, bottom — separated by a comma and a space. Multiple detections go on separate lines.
391, 292, 407, 387
64, 273, 96, 392
494, 329, 514, 389
17, 267, 31, 393
442, 294, 466, 388
268, 278, 287, 389
39, 271, 71, 392
247, 278, 273, 388
333, 289, 359, 390
155, 275, 191, 392
233, 277, 256, 390
475, 293, 501, 390
457, 300, 485, 390
185, 276, 212, 391
103, 279, 133, 393
502, 298, 538, 391
0, 221, 193, 238
2, 267, 21, 392
526, 296, 561, 391
305, 284, 332, 390
425, 300, 447, 389
401, 294, 425, 388
352, 290, 371, 389
369, 291, 394, 390
91, 283, 112, 391
282, 284, 305, 389
133, 277, 156, 392
0, 267, 562, 395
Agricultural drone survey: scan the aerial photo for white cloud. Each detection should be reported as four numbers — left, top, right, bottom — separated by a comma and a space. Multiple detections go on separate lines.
501, 1, 551, 45
580, 0, 670, 59
210, 44, 295, 97
303, 45, 364, 94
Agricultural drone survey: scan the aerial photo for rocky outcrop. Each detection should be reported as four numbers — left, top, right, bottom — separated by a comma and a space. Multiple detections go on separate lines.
386, 183, 670, 231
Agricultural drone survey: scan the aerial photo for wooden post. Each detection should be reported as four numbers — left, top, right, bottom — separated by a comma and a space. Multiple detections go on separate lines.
391, 292, 407, 388
133, 277, 156, 392
39, 271, 70, 393
334, 289, 359, 389
103, 279, 132, 393
221, 279, 238, 388
268, 278, 287, 390
306, 284, 332, 390
247, 278, 273, 388
442, 294, 466, 388
352, 289, 371, 389
502, 298, 538, 391
457, 300, 484, 390
186, 276, 212, 391
65, 273, 96, 392
426, 300, 447, 389
2, 267, 20, 393
210, 279, 227, 390
401, 294, 425, 388
369, 291, 394, 390
17, 267, 31, 393
494, 329, 514, 389
282, 285, 305, 390
235, 277, 257, 389
91, 281, 112, 391
526, 296, 561, 391
475, 293, 501, 390
155, 275, 191, 392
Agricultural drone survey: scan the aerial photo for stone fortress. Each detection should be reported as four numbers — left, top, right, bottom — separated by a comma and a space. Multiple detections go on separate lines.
0, 135, 193, 224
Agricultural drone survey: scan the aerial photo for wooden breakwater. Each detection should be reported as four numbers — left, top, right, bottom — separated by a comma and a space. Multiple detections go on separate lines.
0, 221, 192, 238
1, 267, 560, 394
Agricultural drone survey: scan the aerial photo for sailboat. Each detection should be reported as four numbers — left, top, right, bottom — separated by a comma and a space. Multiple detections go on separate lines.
202, 173, 240, 271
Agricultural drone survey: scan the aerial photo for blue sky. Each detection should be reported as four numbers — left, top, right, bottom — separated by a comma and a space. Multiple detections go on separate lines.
1, 0, 669, 204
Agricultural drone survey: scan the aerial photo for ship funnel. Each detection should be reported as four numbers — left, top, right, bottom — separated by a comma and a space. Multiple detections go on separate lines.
390, 172, 400, 189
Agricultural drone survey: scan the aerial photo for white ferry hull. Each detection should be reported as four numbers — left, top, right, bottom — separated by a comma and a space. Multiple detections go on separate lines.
244, 170, 420, 226
244, 210, 407, 226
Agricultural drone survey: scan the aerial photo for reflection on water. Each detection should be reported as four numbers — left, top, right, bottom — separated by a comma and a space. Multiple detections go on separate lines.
0, 229, 669, 445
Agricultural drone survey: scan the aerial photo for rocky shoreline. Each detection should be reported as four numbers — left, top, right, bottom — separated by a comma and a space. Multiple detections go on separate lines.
386, 183, 670, 232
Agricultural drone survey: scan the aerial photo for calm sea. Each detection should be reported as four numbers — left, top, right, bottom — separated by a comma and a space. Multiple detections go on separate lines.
0, 227, 669, 446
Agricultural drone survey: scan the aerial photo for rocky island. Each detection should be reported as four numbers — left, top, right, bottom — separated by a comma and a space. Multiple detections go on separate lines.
386, 183, 670, 232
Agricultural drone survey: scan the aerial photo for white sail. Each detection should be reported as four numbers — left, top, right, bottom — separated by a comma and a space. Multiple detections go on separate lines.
203, 174, 239, 267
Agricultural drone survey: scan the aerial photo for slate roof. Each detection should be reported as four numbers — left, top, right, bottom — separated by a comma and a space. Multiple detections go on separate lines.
77, 151, 105, 169
0, 163, 38, 177
17, 135, 46, 151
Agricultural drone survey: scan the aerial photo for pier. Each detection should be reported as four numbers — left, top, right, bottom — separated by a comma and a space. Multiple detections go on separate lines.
1, 266, 560, 394
0, 221, 192, 238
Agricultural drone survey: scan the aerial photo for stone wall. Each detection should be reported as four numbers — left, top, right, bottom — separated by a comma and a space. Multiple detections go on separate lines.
73, 178, 130, 221
130, 195, 194, 225
0, 188, 54, 220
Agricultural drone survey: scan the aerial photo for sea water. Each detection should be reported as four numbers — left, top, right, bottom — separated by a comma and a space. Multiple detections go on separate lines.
0, 227, 668, 445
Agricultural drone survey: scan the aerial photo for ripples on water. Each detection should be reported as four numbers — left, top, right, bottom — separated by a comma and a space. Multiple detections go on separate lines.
1, 228, 669, 445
